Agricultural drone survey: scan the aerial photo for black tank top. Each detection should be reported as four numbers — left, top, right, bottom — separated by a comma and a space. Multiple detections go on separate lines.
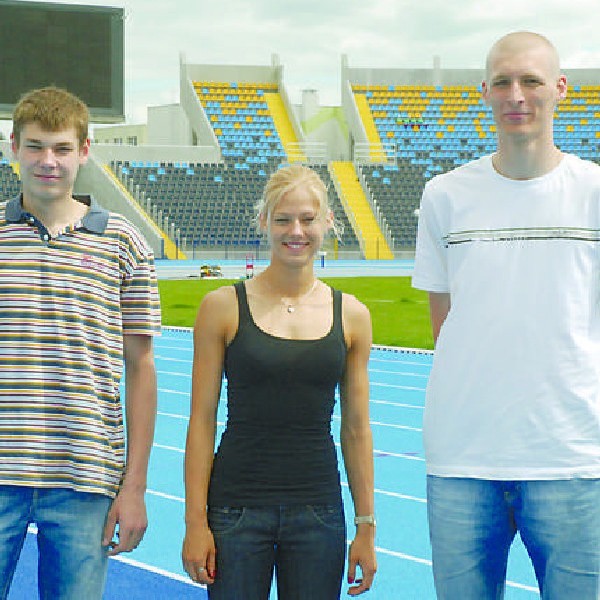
207, 281, 347, 506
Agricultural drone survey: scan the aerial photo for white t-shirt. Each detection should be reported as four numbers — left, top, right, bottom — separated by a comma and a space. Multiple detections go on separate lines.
412, 153, 600, 479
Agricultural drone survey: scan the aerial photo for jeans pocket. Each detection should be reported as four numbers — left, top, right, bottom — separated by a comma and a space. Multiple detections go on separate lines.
307, 504, 345, 531
208, 506, 245, 535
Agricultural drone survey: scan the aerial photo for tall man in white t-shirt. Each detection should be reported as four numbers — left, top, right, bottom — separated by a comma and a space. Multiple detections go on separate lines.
413, 31, 600, 599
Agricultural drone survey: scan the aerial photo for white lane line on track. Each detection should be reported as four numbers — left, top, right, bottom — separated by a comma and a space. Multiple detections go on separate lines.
371, 381, 426, 391
375, 546, 432, 566
158, 370, 191, 378
370, 486, 426, 504
157, 411, 189, 420
332, 414, 422, 433
158, 387, 189, 396
369, 368, 429, 378
371, 399, 424, 410
111, 555, 206, 589
155, 356, 192, 363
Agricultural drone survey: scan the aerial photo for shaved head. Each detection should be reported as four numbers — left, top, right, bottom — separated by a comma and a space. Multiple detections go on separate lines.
486, 32, 561, 81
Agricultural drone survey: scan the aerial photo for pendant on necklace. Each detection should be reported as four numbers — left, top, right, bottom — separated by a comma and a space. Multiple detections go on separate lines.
281, 279, 318, 315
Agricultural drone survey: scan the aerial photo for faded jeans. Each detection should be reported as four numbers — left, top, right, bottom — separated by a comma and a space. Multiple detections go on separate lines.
0, 486, 112, 600
427, 476, 600, 600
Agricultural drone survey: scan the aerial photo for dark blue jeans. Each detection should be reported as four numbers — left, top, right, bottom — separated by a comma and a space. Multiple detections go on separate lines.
207, 504, 346, 600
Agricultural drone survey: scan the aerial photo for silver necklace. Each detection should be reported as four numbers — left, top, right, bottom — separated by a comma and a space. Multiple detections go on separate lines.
281, 279, 319, 313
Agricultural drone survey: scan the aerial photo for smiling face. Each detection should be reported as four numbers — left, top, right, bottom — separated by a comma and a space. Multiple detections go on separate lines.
263, 182, 332, 266
482, 32, 566, 145
257, 165, 333, 267
12, 122, 89, 207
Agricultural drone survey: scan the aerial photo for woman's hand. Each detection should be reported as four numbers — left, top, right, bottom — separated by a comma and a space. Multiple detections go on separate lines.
182, 522, 217, 585
347, 526, 377, 595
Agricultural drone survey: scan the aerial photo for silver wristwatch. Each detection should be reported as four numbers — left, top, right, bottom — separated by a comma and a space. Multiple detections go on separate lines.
354, 514, 376, 526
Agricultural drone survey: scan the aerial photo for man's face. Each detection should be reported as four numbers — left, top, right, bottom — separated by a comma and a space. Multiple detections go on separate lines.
11, 122, 89, 206
482, 40, 566, 143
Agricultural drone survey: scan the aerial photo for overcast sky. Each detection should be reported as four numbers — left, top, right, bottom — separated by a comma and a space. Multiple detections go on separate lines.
2, 0, 600, 138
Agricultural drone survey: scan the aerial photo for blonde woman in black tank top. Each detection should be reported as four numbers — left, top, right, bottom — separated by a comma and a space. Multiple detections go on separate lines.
182, 165, 377, 598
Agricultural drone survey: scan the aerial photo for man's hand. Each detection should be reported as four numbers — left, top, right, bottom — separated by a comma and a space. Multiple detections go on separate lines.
102, 486, 147, 556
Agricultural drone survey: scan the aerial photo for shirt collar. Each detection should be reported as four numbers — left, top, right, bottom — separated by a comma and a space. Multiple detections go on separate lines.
5, 194, 110, 234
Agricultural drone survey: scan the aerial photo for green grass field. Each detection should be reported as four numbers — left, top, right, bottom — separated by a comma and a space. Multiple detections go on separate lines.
158, 277, 433, 349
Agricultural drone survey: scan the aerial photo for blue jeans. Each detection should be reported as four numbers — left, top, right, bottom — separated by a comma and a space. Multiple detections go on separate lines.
427, 476, 600, 600
207, 504, 346, 600
0, 485, 112, 600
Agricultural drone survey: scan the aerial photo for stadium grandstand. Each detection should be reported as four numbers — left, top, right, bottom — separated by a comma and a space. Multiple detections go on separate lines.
2, 54, 599, 260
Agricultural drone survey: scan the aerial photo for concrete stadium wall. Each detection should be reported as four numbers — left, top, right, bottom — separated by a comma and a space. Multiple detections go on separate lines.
93, 123, 148, 145
147, 104, 193, 146
75, 153, 165, 258
182, 61, 279, 86
343, 59, 600, 88
179, 60, 222, 151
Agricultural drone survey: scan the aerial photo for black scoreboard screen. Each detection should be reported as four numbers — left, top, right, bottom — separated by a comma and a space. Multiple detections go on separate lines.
0, 1, 124, 123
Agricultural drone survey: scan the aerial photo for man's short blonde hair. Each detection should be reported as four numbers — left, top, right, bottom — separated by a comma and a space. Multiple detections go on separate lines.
12, 86, 89, 147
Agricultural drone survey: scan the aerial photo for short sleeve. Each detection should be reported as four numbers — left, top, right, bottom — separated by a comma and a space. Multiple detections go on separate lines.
412, 180, 449, 293
119, 222, 162, 336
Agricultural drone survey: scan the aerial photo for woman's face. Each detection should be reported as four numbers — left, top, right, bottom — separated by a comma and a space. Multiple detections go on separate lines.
264, 183, 332, 265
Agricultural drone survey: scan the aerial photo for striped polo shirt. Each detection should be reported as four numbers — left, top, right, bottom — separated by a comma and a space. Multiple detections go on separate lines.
0, 194, 161, 497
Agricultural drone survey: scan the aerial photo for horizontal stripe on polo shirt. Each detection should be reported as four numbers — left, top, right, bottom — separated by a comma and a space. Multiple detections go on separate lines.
0, 197, 161, 497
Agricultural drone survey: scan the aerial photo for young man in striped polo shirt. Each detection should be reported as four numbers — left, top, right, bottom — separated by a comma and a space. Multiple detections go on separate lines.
0, 87, 161, 599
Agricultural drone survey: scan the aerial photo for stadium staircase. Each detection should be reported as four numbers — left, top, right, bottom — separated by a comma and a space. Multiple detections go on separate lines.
102, 165, 185, 259
355, 93, 384, 160
264, 92, 306, 162
0, 152, 20, 198
330, 161, 394, 259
